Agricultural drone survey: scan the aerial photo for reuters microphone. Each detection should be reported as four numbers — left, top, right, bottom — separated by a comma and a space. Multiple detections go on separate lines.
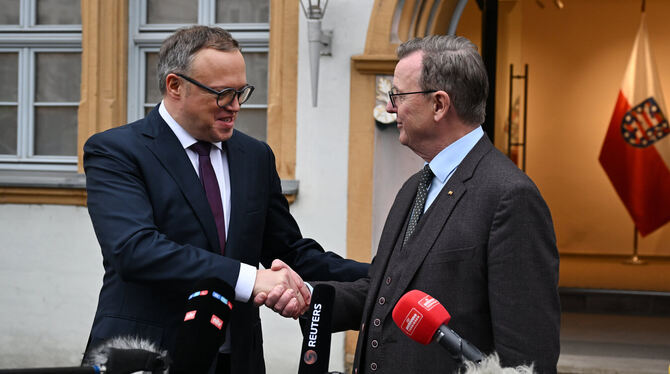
170, 278, 234, 374
392, 290, 484, 364
298, 284, 335, 374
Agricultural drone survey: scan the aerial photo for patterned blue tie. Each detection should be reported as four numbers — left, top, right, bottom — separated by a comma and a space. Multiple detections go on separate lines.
403, 164, 433, 248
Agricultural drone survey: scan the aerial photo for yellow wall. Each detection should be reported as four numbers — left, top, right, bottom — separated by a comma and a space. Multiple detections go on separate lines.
494, 0, 670, 290
513, 0, 670, 257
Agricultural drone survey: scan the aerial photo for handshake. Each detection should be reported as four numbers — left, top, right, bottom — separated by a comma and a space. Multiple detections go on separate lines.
252, 259, 311, 319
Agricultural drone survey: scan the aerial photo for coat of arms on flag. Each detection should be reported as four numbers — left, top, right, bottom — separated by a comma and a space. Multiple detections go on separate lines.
621, 97, 670, 148
599, 13, 670, 237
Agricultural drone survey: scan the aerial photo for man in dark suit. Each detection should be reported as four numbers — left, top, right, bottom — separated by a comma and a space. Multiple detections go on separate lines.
83, 26, 368, 373
318, 35, 560, 373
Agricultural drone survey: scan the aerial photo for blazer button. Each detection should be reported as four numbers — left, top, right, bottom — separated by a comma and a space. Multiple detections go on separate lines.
379, 297, 386, 305
371, 339, 379, 348
370, 362, 378, 371
385, 276, 391, 285
373, 318, 381, 327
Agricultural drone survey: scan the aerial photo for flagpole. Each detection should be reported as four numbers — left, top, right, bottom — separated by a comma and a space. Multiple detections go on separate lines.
625, 226, 645, 265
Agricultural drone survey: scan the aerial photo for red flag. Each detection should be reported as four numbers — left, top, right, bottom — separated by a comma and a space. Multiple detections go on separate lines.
599, 14, 670, 236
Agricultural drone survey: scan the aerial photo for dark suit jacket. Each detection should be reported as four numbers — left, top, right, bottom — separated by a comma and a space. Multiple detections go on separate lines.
325, 136, 560, 374
83, 107, 369, 373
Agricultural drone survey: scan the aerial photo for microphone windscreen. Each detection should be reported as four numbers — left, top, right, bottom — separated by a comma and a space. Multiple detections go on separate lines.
171, 278, 234, 374
298, 284, 335, 374
107, 347, 169, 373
392, 289, 451, 345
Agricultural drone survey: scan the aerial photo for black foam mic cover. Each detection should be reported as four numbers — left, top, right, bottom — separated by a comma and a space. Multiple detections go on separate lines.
298, 284, 335, 374
170, 278, 234, 374
106, 348, 169, 373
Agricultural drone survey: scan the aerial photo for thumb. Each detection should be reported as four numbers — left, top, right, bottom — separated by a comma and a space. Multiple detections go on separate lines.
271, 258, 288, 271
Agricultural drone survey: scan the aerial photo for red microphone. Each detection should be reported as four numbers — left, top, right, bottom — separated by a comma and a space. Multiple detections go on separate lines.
392, 290, 483, 364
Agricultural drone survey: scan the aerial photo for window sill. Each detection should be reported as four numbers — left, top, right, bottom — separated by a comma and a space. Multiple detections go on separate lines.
0, 171, 87, 206
0, 171, 299, 206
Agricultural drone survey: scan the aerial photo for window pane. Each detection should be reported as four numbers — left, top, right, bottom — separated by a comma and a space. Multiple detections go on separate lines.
147, 0, 197, 24
236, 108, 266, 141
0, 53, 18, 101
145, 52, 161, 104
244, 52, 267, 105
0, 0, 20, 24
35, 52, 81, 102
36, 0, 81, 25
0, 106, 18, 154
216, 0, 269, 23
34, 106, 77, 156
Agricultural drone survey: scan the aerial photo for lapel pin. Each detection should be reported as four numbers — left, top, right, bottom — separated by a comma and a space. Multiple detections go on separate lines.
448, 190, 454, 196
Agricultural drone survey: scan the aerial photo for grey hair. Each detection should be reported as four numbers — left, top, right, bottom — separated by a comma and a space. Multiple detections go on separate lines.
397, 35, 488, 125
157, 25, 240, 94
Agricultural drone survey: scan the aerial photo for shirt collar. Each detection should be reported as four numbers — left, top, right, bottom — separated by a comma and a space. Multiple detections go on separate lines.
427, 126, 484, 183
158, 101, 223, 151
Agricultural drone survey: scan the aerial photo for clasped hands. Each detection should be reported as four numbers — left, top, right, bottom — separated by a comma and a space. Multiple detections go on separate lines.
252, 259, 310, 319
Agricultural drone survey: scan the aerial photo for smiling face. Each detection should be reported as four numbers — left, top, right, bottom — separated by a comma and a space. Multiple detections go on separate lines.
172, 48, 247, 143
386, 50, 436, 156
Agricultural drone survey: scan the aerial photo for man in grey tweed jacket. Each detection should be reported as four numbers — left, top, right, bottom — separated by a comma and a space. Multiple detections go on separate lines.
319, 35, 560, 374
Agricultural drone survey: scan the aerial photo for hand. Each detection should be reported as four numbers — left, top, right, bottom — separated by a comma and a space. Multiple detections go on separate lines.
270, 259, 311, 315
252, 260, 309, 318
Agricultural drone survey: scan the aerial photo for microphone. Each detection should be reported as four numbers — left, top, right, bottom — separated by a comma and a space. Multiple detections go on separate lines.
0, 337, 169, 374
170, 278, 235, 374
298, 284, 335, 374
392, 290, 484, 364
83, 335, 169, 373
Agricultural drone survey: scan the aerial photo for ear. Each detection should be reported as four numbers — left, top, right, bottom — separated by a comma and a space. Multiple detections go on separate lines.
432, 91, 450, 122
165, 73, 183, 100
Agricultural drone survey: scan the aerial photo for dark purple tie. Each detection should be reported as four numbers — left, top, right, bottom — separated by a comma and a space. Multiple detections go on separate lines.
190, 141, 226, 254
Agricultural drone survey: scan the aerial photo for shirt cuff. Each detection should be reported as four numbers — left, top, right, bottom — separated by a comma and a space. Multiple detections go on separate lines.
234, 263, 256, 302
305, 282, 314, 295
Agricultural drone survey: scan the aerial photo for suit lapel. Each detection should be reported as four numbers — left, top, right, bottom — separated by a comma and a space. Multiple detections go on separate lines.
222, 132, 247, 261
381, 136, 494, 319
358, 174, 418, 323
139, 108, 221, 253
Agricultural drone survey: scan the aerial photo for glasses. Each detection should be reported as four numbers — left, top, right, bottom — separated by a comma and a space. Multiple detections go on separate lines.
387, 89, 437, 108
175, 73, 255, 108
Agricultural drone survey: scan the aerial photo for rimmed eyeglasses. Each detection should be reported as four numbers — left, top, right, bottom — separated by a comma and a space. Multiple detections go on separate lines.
176, 73, 255, 108
388, 89, 437, 108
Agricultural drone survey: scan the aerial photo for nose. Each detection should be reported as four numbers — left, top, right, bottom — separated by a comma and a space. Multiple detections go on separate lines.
386, 99, 396, 113
224, 95, 241, 112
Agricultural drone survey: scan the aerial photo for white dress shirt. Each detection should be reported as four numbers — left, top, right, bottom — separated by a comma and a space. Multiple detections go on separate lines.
424, 126, 484, 211
159, 101, 256, 303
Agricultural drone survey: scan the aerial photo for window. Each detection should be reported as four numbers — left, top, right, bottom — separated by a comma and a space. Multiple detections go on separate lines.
128, 0, 270, 141
0, 0, 81, 171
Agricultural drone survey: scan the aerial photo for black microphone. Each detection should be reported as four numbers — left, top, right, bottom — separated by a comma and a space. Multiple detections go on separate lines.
392, 290, 484, 364
170, 278, 235, 374
298, 284, 335, 374
0, 337, 169, 374
83, 336, 169, 374
0, 368, 99, 373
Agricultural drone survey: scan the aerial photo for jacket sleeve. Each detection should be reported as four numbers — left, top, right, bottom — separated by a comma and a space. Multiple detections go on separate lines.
486, 179, 561, 373
84, 131, 241, 293
257, 142, 370, 283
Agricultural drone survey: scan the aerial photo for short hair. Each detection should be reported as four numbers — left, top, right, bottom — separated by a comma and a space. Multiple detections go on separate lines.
397, 35, 488, 125
157, 25, 240, 94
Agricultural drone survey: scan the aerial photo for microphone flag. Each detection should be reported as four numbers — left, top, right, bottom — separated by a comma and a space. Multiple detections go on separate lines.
298, 284, 335, 374
171, 278, 234, 374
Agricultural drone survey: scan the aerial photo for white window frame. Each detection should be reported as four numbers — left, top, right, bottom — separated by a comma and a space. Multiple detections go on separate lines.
127, 0, 270, 125
0, 0, 82, 171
